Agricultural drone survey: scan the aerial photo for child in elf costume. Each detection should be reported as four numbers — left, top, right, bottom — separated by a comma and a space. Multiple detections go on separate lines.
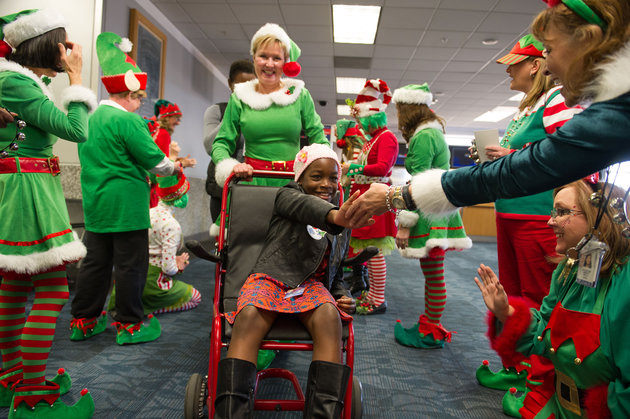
0, 9, 97, 417
343, 79, 399, 315
391, 83, 472, 348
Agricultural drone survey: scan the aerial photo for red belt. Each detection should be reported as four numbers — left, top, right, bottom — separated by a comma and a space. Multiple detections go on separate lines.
0, 156, 61, 176
245, 157, 294, 172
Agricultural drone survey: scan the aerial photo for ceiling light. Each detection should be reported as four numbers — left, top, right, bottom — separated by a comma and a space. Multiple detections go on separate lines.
337, 104, 351, 116
474, 106, 518, 122
482, 38, 498, 46
509, 92, 525, 101
336, 77, 366, 94
333, 5, 381, 44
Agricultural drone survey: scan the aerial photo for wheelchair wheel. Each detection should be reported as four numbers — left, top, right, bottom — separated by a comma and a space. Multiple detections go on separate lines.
351, 375, 363, 419
184, 373, 207, 418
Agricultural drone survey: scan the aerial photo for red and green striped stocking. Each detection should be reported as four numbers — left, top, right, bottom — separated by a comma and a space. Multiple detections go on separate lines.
420, 256, 446, 324
0, 273, 33, 370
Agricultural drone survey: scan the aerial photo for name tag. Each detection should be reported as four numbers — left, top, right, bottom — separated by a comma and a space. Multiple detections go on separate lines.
284, 287, 305, 299
307, 225, 326, 240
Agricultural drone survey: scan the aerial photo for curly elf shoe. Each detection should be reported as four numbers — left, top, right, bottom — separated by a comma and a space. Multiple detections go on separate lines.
114, 314, 161, 345
50, 368, 71, 395
69, 312, 107, 341
394, 315, 453, 349
475, 360, 527, 391
0, 365, 23, 407
8, 381, 95, 419
502, 387, 525, 418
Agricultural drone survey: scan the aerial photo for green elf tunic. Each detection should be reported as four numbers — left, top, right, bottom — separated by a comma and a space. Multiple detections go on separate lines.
0, 60, 96, 274
211, 78, 328, 187
489, 260, 630, 418
79, 101, 167, 233
397, 122, 471, 259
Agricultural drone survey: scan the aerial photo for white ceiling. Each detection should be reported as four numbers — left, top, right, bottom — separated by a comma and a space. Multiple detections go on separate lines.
149, 0, 546, 138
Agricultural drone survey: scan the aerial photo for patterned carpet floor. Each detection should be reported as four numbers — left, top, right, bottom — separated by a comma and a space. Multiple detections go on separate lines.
0, 240, 507, 418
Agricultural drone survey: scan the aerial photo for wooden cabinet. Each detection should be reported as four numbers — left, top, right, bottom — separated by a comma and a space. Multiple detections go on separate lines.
461, 202, 497, 237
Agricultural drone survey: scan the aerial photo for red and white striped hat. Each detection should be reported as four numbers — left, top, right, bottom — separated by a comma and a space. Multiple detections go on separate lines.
354, 79, 392, 118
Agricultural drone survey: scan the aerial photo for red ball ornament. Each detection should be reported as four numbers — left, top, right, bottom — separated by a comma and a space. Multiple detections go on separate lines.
283, 61, 301, 77
336, 139, 347, 148
0, 41, 12, 58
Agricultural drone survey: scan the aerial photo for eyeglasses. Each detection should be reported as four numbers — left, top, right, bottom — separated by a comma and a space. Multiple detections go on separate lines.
550, 208, 583, 219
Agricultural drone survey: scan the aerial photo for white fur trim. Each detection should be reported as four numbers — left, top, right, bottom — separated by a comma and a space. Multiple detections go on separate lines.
118, 38, 133, 53
589, 39, 630, 103
399, 237, 472, 259
214, 158, 239, 187
250, 23, 291, 56
3, 9, 66, 48
61, 85, 97, 113
234, 79, 304, 110
412, 121, 443, 137
397, 210, 419, 228
0, 59, 53, 100
410, 169, 459, 220
356, 100, 385, 118
392, 88, 432, 106
0, 235, 86, 274
209, 223, 221, 238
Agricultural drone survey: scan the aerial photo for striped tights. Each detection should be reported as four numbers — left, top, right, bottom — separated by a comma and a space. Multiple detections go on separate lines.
420, 256, 446, 324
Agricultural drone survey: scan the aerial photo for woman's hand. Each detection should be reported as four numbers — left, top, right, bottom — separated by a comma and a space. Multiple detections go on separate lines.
176, 252, 190, 272
336, 295, 356, 314
59, 41, 82, 85
0, 108, 15, 128
232, 163, 254, 181
484, 145, 510, 161
345, 183, 389, 229
177, 155, 197, 168
474, 263, 513, 322
329, 191, 374, 228
396, 227, 410, 249
170, 141, 181, 158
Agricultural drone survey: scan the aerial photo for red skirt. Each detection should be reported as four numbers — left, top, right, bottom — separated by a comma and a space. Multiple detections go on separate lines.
224, 274, 353, 324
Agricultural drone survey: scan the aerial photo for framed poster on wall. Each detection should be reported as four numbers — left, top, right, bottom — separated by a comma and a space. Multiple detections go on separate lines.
128, 8, 167, 117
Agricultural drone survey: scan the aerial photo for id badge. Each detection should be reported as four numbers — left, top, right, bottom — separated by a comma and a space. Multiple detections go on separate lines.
284, 287, 305, 299
576, 238, 609, 288
307, 225, 326, 240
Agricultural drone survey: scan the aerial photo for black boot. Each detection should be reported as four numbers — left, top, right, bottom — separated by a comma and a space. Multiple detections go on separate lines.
214, 358, 256, 419
303, 361, 351, 419
347, 264, 368, 295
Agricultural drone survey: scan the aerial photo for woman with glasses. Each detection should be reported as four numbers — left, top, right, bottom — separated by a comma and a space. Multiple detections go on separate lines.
475, 179, 630, 418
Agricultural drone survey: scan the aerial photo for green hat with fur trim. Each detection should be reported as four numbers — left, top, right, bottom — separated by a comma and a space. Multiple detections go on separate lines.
0, 9, 66, 56
392, 83, 433, 106
250, 23, 301, 77
96, 32, 147, 93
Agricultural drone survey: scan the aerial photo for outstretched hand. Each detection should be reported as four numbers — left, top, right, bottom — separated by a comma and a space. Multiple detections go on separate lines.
330, 191, 375, 229
344, 183, 389, 229
474, 264, 512, 323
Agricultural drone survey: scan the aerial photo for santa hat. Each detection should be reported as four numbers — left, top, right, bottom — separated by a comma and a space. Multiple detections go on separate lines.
157, 171, 190, 208
496, 34, 544, 65
0, 9, 66, 57
392, 83, 433, 106
96, 32, 147, 93
250, 23, 301, 77
154, 99, 182, 119
294, 144, 341, 182
354, 79, 392, 118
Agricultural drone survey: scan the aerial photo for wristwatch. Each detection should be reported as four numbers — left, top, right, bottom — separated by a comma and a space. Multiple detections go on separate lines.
402, 184, 417, 211
391, 186, 406, 210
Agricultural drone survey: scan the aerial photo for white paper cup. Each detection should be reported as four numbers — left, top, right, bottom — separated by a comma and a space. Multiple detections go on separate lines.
473, 129, 500, 163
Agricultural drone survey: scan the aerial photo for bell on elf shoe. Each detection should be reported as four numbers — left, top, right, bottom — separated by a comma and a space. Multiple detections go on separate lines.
394, 314, 453, 349
113, 314, 161, 345
502, 387, 526, 418
69, 312, 108, 341
355, 291, 386, 315
8, 380, 94, 419
0, 367, 72, 408
475, 360, 527, 391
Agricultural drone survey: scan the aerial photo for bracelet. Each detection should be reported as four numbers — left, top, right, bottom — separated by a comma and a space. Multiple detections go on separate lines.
385, 185, 399, 214
402, 184, 417, 211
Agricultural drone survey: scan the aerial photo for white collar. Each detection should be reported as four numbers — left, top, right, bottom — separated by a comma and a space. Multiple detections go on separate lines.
412, 120, 443, 137
0, 58, 53, 101
99, 99, 128, 112
587, 39, 630, 103
234, 78, 305, 110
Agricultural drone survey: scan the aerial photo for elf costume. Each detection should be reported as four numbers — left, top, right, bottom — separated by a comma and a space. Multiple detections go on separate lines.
70, 32, 175, 347
109, 172, 201, 315
391, 84, 472, 348
346, 79, 398, 315
477, 35, 582, 396
210, 23, 328, 237
0, 9, 97, 417
489, 258, 630, 418
149, 99, 182, 208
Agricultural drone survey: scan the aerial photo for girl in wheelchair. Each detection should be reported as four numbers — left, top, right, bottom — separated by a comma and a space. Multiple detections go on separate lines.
216, 144, 362, 418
